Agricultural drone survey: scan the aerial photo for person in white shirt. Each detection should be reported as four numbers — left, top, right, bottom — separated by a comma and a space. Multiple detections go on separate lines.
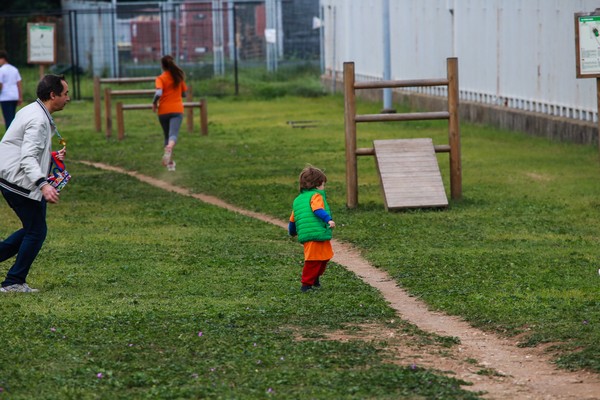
0, 51, 23, 130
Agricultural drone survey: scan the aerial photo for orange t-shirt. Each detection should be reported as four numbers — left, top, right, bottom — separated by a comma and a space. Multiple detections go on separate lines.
289, 193, 334, 261
155, 71, 188, 115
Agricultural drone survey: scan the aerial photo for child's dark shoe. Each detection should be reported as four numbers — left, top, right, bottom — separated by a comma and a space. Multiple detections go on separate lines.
313, 277, 321, 288
301, 285, 313, 292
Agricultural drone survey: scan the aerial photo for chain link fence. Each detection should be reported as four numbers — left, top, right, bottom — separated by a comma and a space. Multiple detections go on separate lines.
0, 0, 320, 99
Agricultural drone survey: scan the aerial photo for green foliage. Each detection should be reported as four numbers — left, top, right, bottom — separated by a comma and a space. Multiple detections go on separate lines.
2, 0, 61, 12
232, 63, 326, 100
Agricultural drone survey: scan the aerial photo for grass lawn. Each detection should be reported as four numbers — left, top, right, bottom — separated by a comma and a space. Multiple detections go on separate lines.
2, 162, 480, 399
1, 72, 600, 397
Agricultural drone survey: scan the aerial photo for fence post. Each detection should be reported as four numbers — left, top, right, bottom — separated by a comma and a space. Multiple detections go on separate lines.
447, 57, 462, 199
94, 76, 102, 132
186, 85, 193, 133
104, 88, 112, 138
200, 99, 208, 136
116, 102, 124, 141
597, 78, 600, 154
344, 62, 358, 209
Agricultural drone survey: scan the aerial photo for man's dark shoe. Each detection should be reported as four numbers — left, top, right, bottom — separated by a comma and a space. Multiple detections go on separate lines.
301, 285, 313, 293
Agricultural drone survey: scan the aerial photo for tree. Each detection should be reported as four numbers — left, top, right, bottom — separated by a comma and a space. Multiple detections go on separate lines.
2, 0, 62, 13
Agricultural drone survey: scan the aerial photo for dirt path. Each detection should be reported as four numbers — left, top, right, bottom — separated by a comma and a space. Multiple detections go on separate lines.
79, 161, 600, 400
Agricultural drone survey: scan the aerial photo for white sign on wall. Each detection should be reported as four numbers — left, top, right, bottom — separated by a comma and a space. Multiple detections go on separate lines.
28, 23, 56, 64
575, 13, 600, 78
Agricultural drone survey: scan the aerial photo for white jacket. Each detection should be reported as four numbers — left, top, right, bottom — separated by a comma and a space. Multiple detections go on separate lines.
0, 99, 54, 201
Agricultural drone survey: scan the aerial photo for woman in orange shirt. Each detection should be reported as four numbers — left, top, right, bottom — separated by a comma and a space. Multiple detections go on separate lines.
152, 55, 188, 171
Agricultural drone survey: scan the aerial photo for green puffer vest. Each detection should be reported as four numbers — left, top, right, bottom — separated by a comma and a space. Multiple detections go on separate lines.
292, 188, 332, 243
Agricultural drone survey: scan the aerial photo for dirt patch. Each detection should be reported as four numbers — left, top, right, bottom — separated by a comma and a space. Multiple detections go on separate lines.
287, 322, 524, 397
525, 172, 552, 182
78, 161, 600, 400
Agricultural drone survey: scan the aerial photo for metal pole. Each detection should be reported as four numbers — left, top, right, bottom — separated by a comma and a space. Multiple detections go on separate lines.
276, 0, 283, 59
111, 0, 119, 77
74, 10, 81, 100
265, 0, 277, 72
382, 0, 395, 113
227, 1, 235, 61
233, 4, 239, 95
331, 6, 337, 93
68, 11, 76, 99
212, 0, 225, 75
174, 3, 180, 61
319, 5, 325, 74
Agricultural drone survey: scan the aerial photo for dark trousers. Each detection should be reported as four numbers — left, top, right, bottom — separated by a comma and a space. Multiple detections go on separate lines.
158, 113, 183, 145
1, 101, 18, 130
301, 260, 328, 286
0, 188, 47, 286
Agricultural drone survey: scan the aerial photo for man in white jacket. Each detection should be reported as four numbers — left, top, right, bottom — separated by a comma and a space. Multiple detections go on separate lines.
0, 74, 70, 293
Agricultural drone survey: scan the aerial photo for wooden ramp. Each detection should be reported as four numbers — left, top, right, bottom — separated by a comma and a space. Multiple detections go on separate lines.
373, 138, 448, 210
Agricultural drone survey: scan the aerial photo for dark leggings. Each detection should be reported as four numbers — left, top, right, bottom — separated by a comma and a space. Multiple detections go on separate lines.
158, 113, 183, 146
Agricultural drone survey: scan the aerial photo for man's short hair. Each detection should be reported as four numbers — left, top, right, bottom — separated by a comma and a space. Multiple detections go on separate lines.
37, 75, 66, 101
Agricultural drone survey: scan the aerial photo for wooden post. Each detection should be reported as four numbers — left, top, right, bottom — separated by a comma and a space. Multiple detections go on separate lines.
94, 76, 102, 132
344, 62, 358, 209
597, 78, 600, 154
186, 85, 193, 133
116, 102, 124, 141
200, 99, 208, 136
447, 57, 462, 200
104, 88, 112, 138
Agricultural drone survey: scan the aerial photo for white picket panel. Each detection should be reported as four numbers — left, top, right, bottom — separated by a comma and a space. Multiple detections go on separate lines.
320, 0, 600, 122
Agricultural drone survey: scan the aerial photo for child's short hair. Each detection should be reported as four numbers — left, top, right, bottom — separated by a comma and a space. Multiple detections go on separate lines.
299, 165, 327, 190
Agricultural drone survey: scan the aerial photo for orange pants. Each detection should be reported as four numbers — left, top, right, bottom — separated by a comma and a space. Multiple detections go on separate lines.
301, 260, 329, 286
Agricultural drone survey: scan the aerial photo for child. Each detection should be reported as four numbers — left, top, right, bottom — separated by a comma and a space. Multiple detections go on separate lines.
288, 166, 336, 292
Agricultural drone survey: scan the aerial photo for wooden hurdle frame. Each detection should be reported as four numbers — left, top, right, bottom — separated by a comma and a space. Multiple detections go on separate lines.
94, 76, 196, 138
344, 57, 462, 209
115, 100, 208, 141
94, 76, 155, 132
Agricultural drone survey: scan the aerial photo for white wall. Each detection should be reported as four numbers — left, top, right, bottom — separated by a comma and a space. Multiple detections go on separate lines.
320, 0, 600, 122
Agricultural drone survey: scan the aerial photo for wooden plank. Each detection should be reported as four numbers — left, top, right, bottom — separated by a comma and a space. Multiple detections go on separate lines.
100, 77, 155, 84
356, 111, 449, 123
382, 182, 447, 190
374, 138, 448, 210
110, 89, 155, 96
121, 102, 203, 110
354, 78, 448, 90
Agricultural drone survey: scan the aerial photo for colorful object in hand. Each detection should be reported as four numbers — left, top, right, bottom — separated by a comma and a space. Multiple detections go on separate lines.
48, 151, 71, 192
